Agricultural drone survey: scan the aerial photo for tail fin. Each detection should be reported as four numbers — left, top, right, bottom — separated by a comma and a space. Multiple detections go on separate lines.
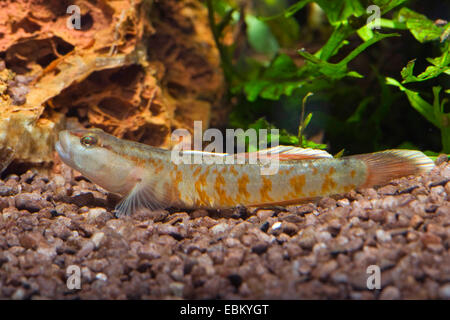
348, 150, 435, 188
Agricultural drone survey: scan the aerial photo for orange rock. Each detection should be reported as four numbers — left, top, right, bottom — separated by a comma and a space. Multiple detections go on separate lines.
0, 0, 225, 166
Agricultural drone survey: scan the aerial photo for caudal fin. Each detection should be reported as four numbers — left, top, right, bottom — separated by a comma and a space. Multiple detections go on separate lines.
349, 150, 435, 188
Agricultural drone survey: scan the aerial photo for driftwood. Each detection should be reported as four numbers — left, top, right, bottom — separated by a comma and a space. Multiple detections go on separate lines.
0, 0, 225, 167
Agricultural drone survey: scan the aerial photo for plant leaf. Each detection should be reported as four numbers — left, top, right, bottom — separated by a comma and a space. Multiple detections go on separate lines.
401, 47, 450, 83
245, 15, 279, 56
386, 77, 439, 127
397, 8, 444, 43
373, 0, 408, 15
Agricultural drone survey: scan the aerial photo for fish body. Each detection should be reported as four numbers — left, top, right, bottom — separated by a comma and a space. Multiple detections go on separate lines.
56, 129, 435, 216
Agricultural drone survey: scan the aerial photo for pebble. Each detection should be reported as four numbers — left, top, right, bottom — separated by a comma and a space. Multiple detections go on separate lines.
381, 196, 397, 210
0, 158, 449, 300
210, 222, 230, 235
348, 271, 370, 290
312, 242, 327, 254
318, 197, 336, 208
0, 185, 16, 196
369, 209, 386, 223
229, 221, 252, 238
86, 208, 108, 222
376, 229, 392, 242
95, 273, 108, 281
81, 267, 93, 282
379, 286, 401, 300
224, 249, 244, 267
87, 259, 109, 273
51, 175, 66, 188
293, 204, 316, 215
256, 209, 274, 221
436, 205, 450, 215
409, 215, 423, 229
77, 241, 95, 258
280, 221, 299, 236
6, 232, 20, 247
421, 233, 441, 245
297, 228, 316, 249
11, 288, 25, 300
259, 221, 270, 232
330, 271, 348, 283
8, 83, 29, 105
435, 154, 448, 165
15, 192, 49, 212
224, 237, 241, 247
426, 223, 446, 237
336, 198, 350, 207
430, 186, 445, 196
315, 260, 338, 279
327, 219, 341, 234
19, 232, 44, 249
316, 231, 332, 242
251, 243, 268, 255
378, 185, 397, 195
71, 192, 95, 207
191, 209, 209, 218
169, 282, 184, 297
138, 243, 161, 260
271, 221, 281, 231
438, 284, 450, 299
227, 274, 243, 288
91, 232, 105, 249
406, 231, 419, 242
36, 246, 57, 261
0, 197, 10, 211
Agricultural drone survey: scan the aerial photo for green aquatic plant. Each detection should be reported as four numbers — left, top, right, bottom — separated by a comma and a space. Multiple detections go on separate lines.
207, 0, 449, 155
387, 7, 449, 153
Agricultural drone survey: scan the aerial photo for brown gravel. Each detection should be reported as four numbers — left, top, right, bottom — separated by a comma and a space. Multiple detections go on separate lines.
0, 159, 449, 300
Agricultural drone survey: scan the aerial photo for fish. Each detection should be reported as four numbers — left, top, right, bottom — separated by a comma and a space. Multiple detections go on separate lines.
55, 128, 435, 216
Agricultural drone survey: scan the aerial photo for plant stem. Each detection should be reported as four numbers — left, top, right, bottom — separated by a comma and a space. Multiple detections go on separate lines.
206, 0, 233, 83
298, 92, 313, 147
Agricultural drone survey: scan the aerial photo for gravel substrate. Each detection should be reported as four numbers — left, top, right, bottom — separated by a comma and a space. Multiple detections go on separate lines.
0, 158, 449, 299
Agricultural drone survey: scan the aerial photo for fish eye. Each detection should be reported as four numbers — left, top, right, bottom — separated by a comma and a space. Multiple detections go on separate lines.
80, 135, 98, 147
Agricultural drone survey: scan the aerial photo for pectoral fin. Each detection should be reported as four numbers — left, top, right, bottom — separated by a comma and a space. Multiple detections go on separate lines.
114, 180, 172, 216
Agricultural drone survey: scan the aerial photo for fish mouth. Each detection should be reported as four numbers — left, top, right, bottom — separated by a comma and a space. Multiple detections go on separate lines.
55, 131, 74, 167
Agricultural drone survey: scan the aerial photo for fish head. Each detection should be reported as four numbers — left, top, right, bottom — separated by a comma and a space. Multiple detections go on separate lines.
55, 128, 139, 195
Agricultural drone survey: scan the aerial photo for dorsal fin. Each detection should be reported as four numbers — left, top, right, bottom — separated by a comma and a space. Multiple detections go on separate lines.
178, 145, 332, 161
241, 145, 332, 160
180, 150, 228, 156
